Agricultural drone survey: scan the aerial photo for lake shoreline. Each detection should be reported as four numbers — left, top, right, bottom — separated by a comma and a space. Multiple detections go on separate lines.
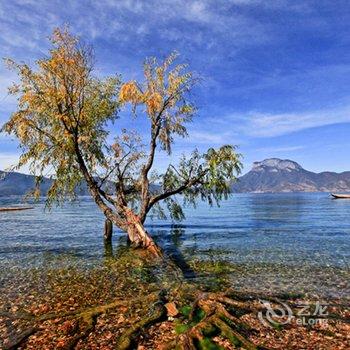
1, 194, 349, 348
1, 250, 349, 349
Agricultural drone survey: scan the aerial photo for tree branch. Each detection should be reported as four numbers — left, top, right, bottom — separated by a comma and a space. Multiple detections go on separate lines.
139, 97, 173, 218
73, 141, 126, 228
144, 170, 208, 218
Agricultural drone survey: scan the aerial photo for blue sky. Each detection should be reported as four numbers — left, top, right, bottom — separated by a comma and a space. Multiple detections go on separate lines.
1, 0, 350, 174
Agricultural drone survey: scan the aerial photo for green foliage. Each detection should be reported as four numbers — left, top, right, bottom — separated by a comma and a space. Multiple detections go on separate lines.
120, 51, 196, 154
165, 197, 185, 221
2, 28, 120, 206
158, 145, 242, 220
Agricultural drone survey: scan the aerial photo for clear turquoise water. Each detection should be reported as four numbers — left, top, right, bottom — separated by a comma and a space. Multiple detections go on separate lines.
1, 193, 349, 298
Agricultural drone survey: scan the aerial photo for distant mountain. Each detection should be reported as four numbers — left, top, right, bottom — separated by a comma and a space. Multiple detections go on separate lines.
0, 171, 159, 197
231, 158, 350, 193
2, 159, 350, 196
0, 171, 53, 196
0, 171, 92, 196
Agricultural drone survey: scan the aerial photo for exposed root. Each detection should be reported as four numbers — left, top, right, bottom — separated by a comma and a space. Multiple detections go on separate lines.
60, 313, 97, 350
2, 253, 347, 350
3, 326, 40, 350
0, 299, 129, 322
1, 293, 159, 350
171, 291, 271, 350
116, 297, 167, 349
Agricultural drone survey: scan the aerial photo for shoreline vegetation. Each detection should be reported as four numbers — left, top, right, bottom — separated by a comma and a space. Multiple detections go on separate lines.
0, 248, 349, 350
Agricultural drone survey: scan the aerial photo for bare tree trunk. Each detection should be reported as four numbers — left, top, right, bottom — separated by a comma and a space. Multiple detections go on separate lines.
74, 142, 161, 258
104, 219, 113, 243
124, 209, 162, 258
126, 224, 161, 256
103, 219, 113, 258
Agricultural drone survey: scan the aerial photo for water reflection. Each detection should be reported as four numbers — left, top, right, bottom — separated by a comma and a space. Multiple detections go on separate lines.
248, 193, 307, 226
104, 240, 114, 259
154, 226, 196, 279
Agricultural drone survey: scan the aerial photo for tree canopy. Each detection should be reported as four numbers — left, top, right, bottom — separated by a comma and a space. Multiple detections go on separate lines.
2, 28, 242, 251
3, 28, 120, 204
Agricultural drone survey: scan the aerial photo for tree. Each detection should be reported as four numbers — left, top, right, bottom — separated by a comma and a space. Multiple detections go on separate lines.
2, 28, 242, 257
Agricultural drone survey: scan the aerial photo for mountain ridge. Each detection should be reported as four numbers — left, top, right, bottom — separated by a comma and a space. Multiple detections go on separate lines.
1, 158, 350, 195
0, 170, 88, 196
0, 170, 158, 196
231, 158, 350, 193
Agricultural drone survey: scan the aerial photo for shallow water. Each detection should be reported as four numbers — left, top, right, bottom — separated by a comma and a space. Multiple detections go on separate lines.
0, 193, 349, 299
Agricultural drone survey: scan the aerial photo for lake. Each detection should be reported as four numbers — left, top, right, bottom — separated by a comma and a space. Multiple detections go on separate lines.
0, 193, 349, 300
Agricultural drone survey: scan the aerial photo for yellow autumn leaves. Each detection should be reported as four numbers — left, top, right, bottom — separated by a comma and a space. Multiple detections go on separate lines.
119, 81, 163, 116
119, 82, 142, 104
119, 51, 194, 120
2, 26, 197, 206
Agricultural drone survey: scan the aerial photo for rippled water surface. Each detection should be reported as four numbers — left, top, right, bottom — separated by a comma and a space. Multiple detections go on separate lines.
1, 193, 349, 298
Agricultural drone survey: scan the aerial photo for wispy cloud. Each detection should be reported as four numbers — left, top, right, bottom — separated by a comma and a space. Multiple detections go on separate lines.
256, 145, 304, 153
0, 152, 20, 170
0, 68, 18, 110
235, 105, 350, 137
186, 130, 237, 145
0, 0, 267, 47
0, 0, 270, 104
1, 0, 350, 174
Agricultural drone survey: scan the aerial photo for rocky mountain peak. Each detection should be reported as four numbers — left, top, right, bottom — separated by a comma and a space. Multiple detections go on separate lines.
252, 158, 302, 172
232, 158, 350, 193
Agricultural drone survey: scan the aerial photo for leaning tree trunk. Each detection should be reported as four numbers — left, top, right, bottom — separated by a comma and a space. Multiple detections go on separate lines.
75, 145, 162, 258
124, 208, 162, 258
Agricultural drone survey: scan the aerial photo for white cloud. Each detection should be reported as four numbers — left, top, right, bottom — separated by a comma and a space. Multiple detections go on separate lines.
236, 105, 350, 137
1, 0, 348, 145
0, 68, 18, 108
187, 130, 235, 144
0, 0, 268, 51
0, 152, 20, 170
256, 145, 304, 152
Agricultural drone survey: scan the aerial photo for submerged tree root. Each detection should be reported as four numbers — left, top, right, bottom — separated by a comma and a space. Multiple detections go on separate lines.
1, 292, 161, 350
2, 253, 347, 350
0, 299, 129, 322
116, 298, 167, 349
1, 286, 305, 350
4, 326, 40, 350
167, 291, 268, 350
2, 288, 347, 350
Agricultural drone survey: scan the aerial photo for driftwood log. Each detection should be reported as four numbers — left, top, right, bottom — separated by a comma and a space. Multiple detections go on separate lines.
0, 207, 34, 212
